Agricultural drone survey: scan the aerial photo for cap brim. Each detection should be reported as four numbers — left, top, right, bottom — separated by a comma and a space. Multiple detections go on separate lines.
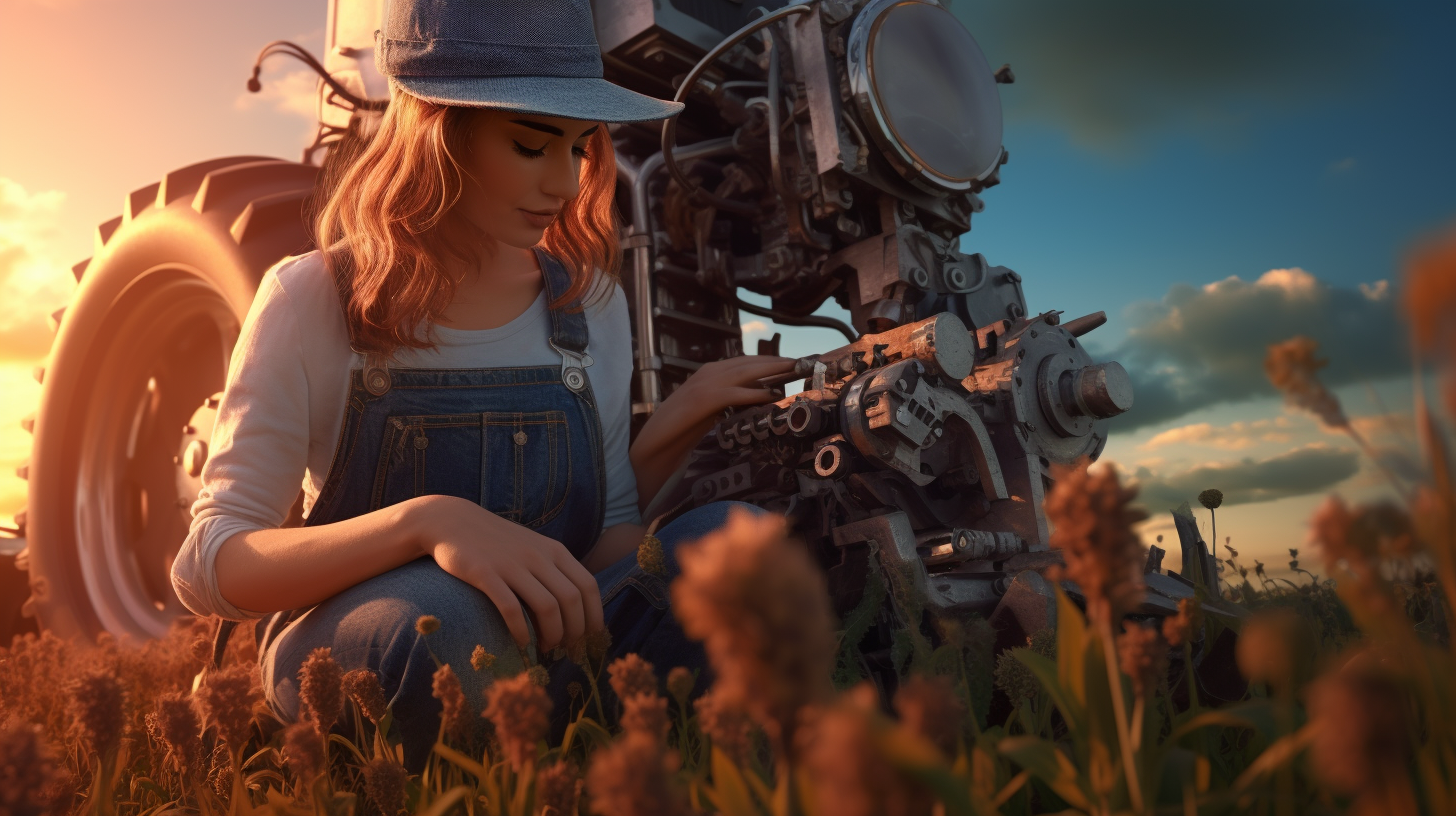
391, 75, 684, 123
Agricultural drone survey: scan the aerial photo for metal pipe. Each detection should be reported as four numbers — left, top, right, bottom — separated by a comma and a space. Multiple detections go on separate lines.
626, 137, 742, 416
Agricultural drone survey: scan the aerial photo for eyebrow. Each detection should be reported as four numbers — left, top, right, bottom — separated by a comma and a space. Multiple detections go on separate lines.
510, 119, 600, 139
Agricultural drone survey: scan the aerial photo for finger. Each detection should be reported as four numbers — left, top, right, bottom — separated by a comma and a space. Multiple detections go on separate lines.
476, 571, 533, 650
530, 560, 587, 652
718, 385, 785, 406
505, 570, 564, 653
554, 550, 605, 637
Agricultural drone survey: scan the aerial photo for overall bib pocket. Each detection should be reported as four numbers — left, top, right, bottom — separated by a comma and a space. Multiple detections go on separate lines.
370, 410, 571, 527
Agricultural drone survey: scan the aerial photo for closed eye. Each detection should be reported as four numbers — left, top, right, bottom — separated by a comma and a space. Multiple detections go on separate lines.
512, 140, 592, 160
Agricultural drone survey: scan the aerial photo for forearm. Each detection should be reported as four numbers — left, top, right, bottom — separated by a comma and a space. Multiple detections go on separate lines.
213, 495, 438, 615
582, 521, 648, 573
630, 414, 716, 516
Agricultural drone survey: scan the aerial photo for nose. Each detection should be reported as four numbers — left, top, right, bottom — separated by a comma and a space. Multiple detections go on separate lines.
540, 145, 582, 204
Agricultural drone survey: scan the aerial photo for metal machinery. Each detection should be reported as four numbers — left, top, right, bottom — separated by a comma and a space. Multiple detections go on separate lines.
7, 0, 1237, 695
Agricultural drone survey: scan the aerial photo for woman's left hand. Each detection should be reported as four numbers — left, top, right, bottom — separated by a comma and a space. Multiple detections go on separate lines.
629, 354, 799, 516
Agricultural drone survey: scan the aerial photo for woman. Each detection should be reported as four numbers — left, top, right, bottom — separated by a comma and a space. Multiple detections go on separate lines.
169, 0, 796, 772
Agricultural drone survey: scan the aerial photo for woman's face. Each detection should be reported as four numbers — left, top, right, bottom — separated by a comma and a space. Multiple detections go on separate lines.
455, 108, 600, 251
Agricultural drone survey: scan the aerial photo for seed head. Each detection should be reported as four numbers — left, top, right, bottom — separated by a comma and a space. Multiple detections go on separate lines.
1198, 489, 1223, 510
431, 665, 471, 744
1117, 621, 1168, 699
0, 720, 66, 816
1043, 459, 1149, 628
1162, 598, 1203, 648
281, 722, 325, 789
693, 686, 752, 766
1402, 225, 1456, 415
535, 760, 582, 816
415, 615, 440, 636
637, 533, 667, 577
1236, 607, 1314, 692
298, 646, 344, 733
195, 662, 261, 751
152, 691, 203, 774
671, 507, 836, 751
205, 741, 231, 798
528, 665, 550, 688
363, 757, 409, 815
1307, 649, 1414, 800
471, 645, 496, 673
799, 684, 926, 816
666, 667, 694, 708
67, 668, 126, 758
621, 693, 671, 743
483, 672, 551, 771
586, 730, 686, 816
341, 668, 388, 723
569, 627, 613, 670
995, 630, 1055, 706
607, 654, 657, 702
892, 674, 964, 759
1264, 336, 1349, 430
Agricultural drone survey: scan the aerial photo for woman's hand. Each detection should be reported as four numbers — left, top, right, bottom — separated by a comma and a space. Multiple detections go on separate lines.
630, 354, 799, 515
408, 494, 603, 653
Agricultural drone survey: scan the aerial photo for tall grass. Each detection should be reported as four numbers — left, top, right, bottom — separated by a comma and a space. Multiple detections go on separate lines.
3, 226, 1454, 815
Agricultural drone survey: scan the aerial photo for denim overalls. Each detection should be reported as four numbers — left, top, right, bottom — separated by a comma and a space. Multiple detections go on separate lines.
221, 247, 763, 773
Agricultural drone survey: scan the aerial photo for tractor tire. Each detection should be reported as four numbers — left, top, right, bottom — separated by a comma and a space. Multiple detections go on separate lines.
17, 156, 319, 642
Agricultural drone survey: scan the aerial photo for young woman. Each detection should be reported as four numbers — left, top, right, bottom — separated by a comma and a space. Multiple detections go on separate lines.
169, 0, 796, 771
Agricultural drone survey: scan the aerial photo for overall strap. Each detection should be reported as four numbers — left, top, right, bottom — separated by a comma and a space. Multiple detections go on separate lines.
534, 248, 594, 393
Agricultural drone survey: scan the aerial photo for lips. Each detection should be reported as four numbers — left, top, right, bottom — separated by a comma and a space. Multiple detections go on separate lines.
519, 208, 559, 229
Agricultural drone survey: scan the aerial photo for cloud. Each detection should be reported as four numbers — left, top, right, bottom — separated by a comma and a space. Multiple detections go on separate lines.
1126, 443, 1361, 513
1137, 416, 1294, 451
0, 178, 74, 362
1089, 267, 1408, 432
236, 68, 318, 120
953, 0, 1383, 154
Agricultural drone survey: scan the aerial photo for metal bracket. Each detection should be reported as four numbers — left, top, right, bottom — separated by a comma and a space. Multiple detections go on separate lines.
549, 338, 594, 393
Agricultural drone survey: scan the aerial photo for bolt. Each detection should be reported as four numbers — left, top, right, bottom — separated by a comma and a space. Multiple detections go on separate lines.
181, 424, 195, 435
899, 201, 916, 220
1030, 330, 1038, 338
896, 378, 908, 391
910, 267, 929, 288
946, 266, 967, 290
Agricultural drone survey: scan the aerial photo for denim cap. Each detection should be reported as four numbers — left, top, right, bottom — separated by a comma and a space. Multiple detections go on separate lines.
376, 0, 684, 123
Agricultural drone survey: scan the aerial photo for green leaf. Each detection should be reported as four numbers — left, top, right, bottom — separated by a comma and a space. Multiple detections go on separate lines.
433, 742, 489, 780
417, 785, 473, 816
998, 735, 1092, 811
703, 746, 761, 816
1011, 649, 1084, 736
873, 727, 976, 816
1171, 699, 1280, 744
1054, 586, 1087, 707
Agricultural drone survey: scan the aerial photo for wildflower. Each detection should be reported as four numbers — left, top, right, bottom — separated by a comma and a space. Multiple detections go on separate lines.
1403, 224, 1456, 413
693, 686, 752, 765
893, 674, 964, 759
528, 664, 550, 687
363, 757, 409, 815
1162, 598, 1203, 648
1117, 621, 1168, 698
415, 615, 440, 636
567, 681, 584, 701
483, 672, 551, 771
1198, 489, 1223, 510
637, 533, 667, 577
1043, 459, 1149, 628
281, 722, 325, 790
190, 630, 214, 667
607, 654, 657, 702
799, 684, 926, 816
535, 760, 582, 816
431, 665, 471, 744
206, 741, 231, 798
1226, 544, 1239, 558
1307, 650, 1415, 806
342, 668, 388, 723
0, 720, 66, 816
569, 627, 612, 669
195, 662, 262, 751
621, 693, 671, 742
671, 507, 837, 751
1236, 607, 1314, 692
666, 667, 694, 708
1254, 560, 1266, 579
586, 730, 686, 816
471, 645, 496, 673
152, 691, 203, 774
67, 669, 126, 758
298, 646, 344, 733
1264, 336, 1349, 429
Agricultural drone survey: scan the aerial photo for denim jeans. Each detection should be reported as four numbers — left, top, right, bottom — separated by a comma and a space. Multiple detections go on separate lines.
260, 499, 765, 773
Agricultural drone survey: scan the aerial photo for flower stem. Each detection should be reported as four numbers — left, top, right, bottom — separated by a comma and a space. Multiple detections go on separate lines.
1098, 617, 1144, 814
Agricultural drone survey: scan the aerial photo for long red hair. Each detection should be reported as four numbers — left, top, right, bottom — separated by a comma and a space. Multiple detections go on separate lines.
314, 90, 622, 357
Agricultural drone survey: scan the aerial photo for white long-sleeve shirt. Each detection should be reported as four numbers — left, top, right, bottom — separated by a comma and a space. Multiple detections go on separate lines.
170, 250, 640, 621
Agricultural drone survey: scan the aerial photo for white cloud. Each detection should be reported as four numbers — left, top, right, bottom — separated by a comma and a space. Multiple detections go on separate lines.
1137, 416, 1294, 451
1359, 280, 1390, 301
236, 69, 319, 120
0, 178, 75, 361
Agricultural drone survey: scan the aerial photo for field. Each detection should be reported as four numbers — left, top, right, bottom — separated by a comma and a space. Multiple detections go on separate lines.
2, 232, 1454, 815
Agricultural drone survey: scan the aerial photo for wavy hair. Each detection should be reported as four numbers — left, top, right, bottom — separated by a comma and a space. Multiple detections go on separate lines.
314, 90, 622, 357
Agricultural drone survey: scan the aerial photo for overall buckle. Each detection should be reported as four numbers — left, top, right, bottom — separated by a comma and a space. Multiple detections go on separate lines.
548, 338, 593, 393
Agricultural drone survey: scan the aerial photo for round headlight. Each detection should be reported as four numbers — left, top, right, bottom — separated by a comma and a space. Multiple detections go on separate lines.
847, 0, 1003, 191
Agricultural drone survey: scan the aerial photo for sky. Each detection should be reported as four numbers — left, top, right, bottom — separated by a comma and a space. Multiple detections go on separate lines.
1, 0, 1454, 585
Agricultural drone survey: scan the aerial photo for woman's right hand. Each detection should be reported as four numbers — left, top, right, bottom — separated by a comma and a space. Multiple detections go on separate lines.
407, 494, 604, 653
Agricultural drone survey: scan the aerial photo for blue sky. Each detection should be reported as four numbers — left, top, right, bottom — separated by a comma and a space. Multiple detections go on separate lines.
2, 0, 1453, 579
